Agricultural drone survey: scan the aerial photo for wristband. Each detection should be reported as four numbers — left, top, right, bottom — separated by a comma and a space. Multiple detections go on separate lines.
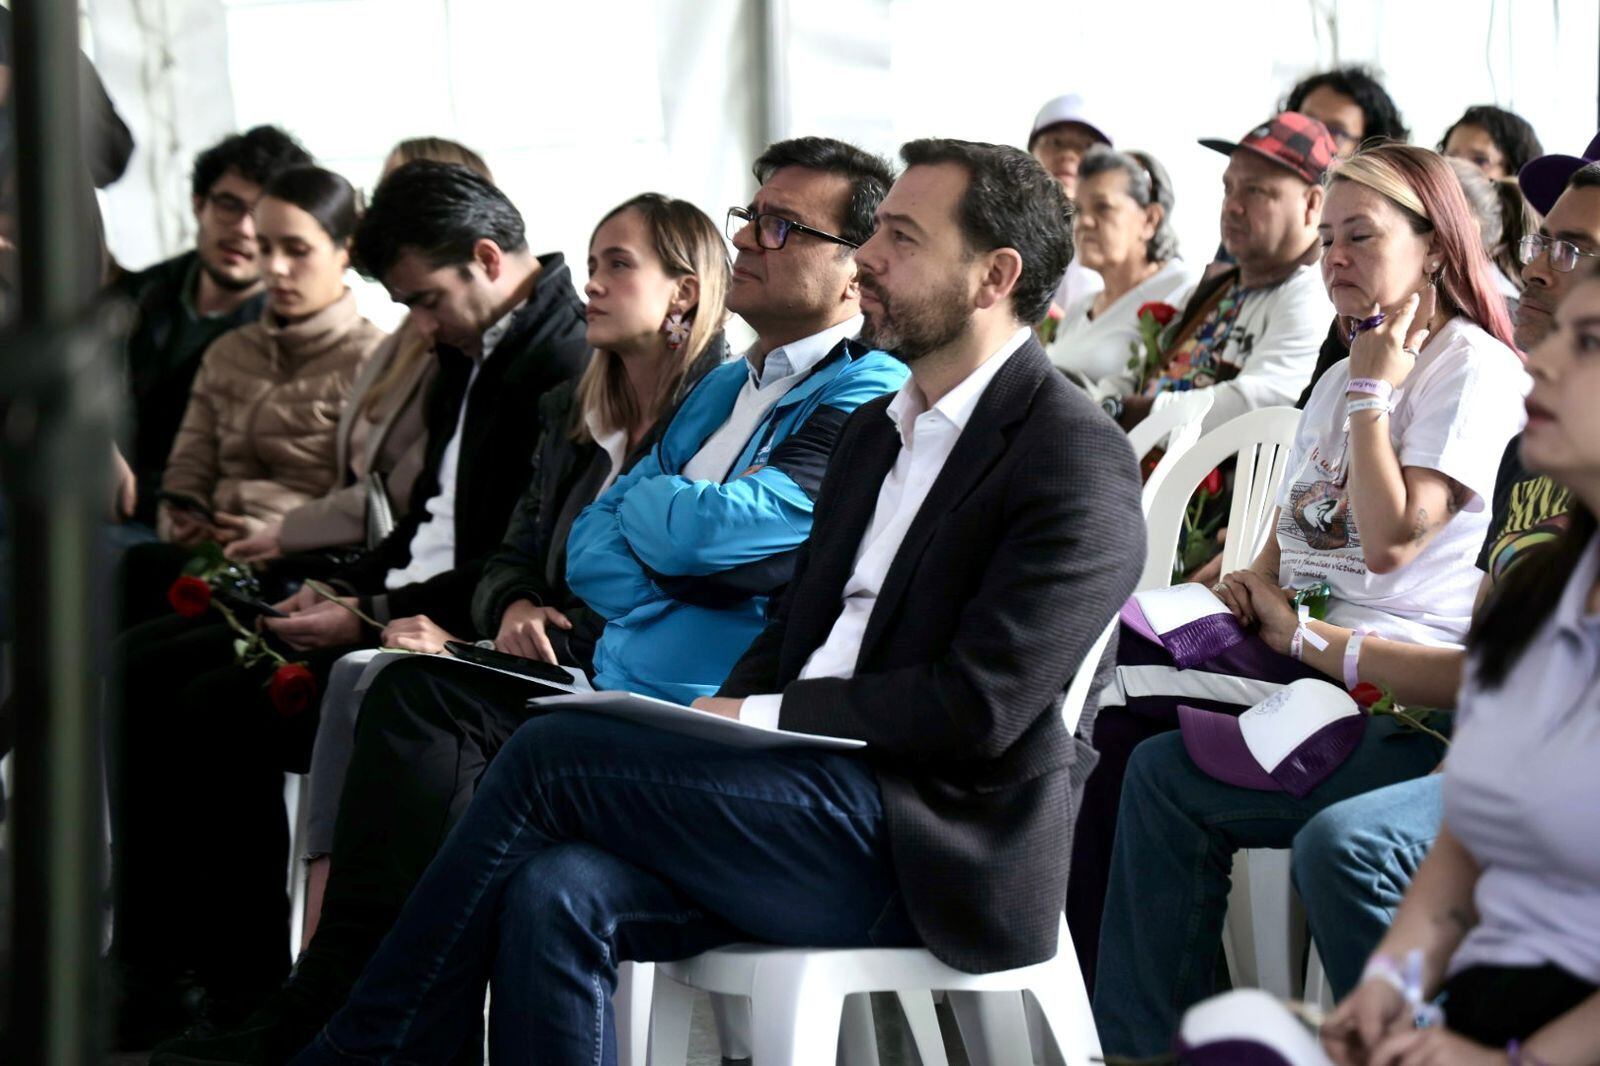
1345, 396, 1392, 424
1343, 627, 1371, 690
1361, 949, 1445, 1029
1289, 604, 1330, 662
1507, 1040, 1550, 1066
1346, 377, 1395, 402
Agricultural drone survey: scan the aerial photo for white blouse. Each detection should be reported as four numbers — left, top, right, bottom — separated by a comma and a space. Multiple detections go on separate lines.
1047, 259, 1198, 384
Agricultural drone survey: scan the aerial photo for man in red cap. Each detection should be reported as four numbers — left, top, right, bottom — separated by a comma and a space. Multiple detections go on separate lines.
1098, 112, 1337, 434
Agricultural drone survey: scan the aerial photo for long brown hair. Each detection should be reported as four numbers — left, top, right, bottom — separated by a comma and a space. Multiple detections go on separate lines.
572, 194, 730, 443
362, 137, 495, 419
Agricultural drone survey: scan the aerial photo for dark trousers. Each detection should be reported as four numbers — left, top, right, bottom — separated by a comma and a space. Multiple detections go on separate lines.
297, 656, 546, 999
294, 711, 913, 1065
111, 612, 355, 1006
1442, 964, 1597, 1045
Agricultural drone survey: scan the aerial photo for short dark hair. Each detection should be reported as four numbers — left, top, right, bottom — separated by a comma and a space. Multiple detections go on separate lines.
752, 136, 894, 248
190, 125, 312, 201
898, 138, 1073, 325
352, 160, 527, 281
1283, 66, 1410, 144
1439, 105, 1544, 176
261, 165, 360, 244
1569, 161, 1600, 192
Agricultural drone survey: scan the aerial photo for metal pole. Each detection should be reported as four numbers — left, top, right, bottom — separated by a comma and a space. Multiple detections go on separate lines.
756, 0, 790, 146
2, 0, 118, 1061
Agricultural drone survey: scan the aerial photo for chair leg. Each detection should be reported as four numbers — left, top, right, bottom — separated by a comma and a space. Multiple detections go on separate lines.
709, 992, 752, 1059
615, 961, 653, 1066
749, 955, 846, 1066
895, 992, 951, 1066
645, 971, 694, 1066
838, 993, 880, 1066
947, 991, 1033, 1066
1026, 974, 1101, 1066
1245, 849, 1299, 999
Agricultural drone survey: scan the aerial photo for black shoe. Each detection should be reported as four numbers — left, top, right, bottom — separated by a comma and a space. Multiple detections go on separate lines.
150, 958, 346, 1066
109, 962, 205, 1052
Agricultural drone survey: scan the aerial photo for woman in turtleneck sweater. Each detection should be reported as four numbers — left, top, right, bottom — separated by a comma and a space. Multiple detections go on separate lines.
158, 165, 385, 547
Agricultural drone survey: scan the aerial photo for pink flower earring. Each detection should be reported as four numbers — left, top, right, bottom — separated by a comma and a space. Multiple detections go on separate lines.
662, 311, 689, 351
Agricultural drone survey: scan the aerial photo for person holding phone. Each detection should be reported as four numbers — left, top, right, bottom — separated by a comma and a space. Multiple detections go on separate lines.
1083, 144, 1530, 1047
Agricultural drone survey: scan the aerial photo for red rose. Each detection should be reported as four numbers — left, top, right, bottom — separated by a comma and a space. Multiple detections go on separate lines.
268, 663, 318, 718
1349, 682, 1384, 708
1137, 301, 1178, 326
167, 575, 213, 618
1200, 468, 1225, 496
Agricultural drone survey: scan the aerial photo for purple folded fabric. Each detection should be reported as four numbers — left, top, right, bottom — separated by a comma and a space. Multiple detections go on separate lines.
1159, 610, 1249, 669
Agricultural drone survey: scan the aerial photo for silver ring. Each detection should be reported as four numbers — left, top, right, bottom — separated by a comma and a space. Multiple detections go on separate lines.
1212, 581, 1229, 593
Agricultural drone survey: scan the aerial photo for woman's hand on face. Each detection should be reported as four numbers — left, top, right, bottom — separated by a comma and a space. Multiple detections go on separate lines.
1321, 976, 1410, 1066
1348, 292, 1431, 389
1224, 569, 1298, 654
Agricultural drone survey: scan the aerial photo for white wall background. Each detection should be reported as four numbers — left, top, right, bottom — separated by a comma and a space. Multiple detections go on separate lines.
85, 0, 1600, 330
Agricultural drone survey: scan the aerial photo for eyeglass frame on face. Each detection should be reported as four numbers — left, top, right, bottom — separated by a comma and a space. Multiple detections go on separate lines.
726, 206, 858, 251
1519, 233, 1600, 273
204, 190, 258, 226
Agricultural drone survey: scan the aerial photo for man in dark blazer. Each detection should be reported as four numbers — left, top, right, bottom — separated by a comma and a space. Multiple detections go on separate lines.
273, 140, 1144, 1065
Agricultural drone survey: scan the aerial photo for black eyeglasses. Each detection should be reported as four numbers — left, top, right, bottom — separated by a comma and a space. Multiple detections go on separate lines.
1519, 234, 1600, 273
726, 206, 858, 250
205, 191, 257, 225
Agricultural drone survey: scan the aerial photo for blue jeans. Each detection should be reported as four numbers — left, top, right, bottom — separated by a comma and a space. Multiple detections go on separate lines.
1292, 774, 1443, 998
290, 711, 916, 1065
1092, 717, 1445, 1057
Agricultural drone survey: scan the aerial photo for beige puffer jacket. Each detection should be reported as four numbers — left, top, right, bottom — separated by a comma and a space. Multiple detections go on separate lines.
159, 289, 386, 536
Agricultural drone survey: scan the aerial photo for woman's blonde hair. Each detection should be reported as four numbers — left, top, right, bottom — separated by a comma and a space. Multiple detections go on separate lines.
363, 137, 494, 418
572, 193, 731, 443
1327, 144, 1518, 352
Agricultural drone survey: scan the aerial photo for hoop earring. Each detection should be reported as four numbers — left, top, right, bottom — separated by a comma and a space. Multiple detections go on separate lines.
662, 311, 689, 351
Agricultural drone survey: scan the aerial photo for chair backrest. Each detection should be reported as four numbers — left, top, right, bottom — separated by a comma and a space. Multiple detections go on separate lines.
1132, 390, 1216, 514
1062, 616, 1118, 735
1138, 406, 1303, 592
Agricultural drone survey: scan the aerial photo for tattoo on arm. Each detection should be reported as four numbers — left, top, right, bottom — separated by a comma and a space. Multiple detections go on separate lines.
1410, 507, 1433, 543
1432, 906, 1476, 937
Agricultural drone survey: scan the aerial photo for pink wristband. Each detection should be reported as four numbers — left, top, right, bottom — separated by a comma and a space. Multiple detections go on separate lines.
1347, 377, 1394, 401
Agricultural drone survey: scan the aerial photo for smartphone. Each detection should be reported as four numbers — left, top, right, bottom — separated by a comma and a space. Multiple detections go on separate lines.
213, 589, 288, 620
155, 490, 217, 525
444, 641, 573, 686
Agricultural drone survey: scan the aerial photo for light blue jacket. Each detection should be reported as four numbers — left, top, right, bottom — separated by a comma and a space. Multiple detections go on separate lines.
565, 338, 908, 703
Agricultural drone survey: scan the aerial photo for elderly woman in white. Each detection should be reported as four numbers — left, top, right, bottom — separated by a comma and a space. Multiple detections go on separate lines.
1048, 146, 1197, 390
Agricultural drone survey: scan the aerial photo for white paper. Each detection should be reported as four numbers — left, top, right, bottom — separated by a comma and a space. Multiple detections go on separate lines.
526, 691, 866, 752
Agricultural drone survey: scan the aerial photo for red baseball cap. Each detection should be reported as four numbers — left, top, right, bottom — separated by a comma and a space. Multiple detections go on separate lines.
1201, 112, 1337, 186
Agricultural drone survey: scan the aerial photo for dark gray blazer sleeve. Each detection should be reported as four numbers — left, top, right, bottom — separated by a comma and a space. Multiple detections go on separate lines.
775, 412, 1144, 765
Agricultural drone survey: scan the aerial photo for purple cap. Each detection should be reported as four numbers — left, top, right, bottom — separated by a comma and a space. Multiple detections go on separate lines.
1179, 679, 1367, 799
1177, 989, 1328, 1065
1519, 131, 1600, 216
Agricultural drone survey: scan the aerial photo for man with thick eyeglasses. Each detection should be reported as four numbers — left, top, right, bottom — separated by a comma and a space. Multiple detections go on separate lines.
110, 126, 311, 535
1513, 141, 1600, 352
725, 204, 859, 250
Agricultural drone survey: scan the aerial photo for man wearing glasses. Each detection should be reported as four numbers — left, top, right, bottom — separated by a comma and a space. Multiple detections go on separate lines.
150, 137, 907, 1065
110, 125, 311, 532
564, 135, 910, 703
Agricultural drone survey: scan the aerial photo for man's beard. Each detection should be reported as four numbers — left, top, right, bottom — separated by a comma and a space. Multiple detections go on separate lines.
858, 271, 972, 364
198, 248, 261, 293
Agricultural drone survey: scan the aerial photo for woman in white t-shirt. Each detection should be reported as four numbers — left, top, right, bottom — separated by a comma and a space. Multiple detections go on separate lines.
1047, 147, 1198, 386
1074, 145, 1528, 1003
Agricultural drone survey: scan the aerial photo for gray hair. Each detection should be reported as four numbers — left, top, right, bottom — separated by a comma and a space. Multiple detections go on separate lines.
1077, 145, 1180, 263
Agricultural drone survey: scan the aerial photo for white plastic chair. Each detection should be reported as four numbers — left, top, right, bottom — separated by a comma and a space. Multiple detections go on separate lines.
641, 619, 1119, 1066
285, 772, 311, 954
1128, 390, 1215, 514
1137, 405, 1302, 593
1134, 405, 1310, 999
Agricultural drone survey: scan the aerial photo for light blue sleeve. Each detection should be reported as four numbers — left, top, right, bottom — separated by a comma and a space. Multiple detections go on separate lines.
563, 442, 670, 621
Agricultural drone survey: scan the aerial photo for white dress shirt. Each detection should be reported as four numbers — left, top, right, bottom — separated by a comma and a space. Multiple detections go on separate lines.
384, 304, 523, 590
740, 326, 1031, 729
681, 314, 863, 482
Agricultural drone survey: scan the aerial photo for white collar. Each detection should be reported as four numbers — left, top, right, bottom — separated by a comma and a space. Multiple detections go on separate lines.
886, 326, 1031, 442
743, 314, 864, 389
